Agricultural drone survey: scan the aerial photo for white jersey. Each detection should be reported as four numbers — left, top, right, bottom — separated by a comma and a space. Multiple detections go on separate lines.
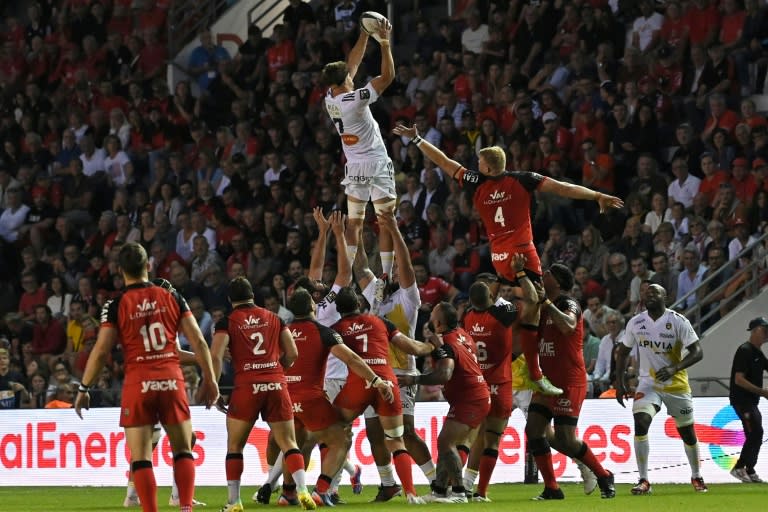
622, 309, 698, 394
318, 284, 348, 380
362, 279, 421, 376
325, 82, 389, 163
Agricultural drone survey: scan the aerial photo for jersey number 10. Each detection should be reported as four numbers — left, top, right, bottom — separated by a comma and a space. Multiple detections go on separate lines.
140, 322, 168, 352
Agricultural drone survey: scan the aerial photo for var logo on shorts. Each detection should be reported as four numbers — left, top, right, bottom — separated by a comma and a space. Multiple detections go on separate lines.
491, 252, 509, 262
141, 380, 178, 393
252, 383, 283, 393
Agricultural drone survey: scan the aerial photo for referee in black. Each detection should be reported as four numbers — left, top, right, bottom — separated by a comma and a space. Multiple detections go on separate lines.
729, 317, 768, 483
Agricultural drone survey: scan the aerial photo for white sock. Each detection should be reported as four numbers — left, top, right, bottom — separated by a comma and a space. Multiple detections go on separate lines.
463, 468, 479, 491
381, 251, 394, 276
343, 459, 356, 475
171, 478, 179, 500
227, 480, 241, 504
346, 245, 359, 268
684, 442, 702, 478
268, 453, 284, 487
420, 460, 437, 482
331, 467, 344, 492
635, 435, 650, 480
291, 468, 308, 492
377, 463, 396, 486
126, 481, 137, 499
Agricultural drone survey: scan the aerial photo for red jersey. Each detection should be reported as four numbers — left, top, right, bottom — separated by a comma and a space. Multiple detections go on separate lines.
457, 169, 545, 248
285, 319, 343, 397
435, 328, 490, 404
215, 304, 287, 384
418, 276, 454, 308
462, 302, 518, 384
101, 282, 190, 385
333, 313, 399, 369
539, 295, 586, 387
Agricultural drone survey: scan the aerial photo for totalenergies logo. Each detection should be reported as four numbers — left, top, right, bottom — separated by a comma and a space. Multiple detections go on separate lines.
664, 405, 745, 471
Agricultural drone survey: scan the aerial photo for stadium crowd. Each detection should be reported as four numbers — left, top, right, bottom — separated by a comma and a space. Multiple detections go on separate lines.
2, 0, 768, 410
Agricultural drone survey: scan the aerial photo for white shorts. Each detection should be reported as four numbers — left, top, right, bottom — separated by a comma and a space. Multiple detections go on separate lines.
632, 380, 695, 427
513, 389, 533, 418
364, 384, 416, 419
324, 378, 347, 403
342, 159, 396, 202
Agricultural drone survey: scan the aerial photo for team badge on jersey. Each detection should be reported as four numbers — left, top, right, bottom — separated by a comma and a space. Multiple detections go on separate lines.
359, 89, 370, 99
666, 323, 672, 330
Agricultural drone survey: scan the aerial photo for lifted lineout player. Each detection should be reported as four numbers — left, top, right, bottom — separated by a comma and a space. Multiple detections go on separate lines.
392, 122, 624, 395
75, 243, 219, 512
322, 15, 396, 277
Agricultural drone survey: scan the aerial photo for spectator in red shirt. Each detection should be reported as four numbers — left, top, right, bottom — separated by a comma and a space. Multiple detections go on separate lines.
137, 28, 167, 83
702, 93, 740, 142
266, 24, 296, 82
720, 0, 746, 50
413, 257, 459, 339
660, 1, 689, 62
740, 98, 768, 129
652, 45, 683, 96
685, 0, 720, 48
18, 272, 48, 321
699, 152, 730, 205
31, 304, 66, 366
731, 157, 759, 206
150, 240, 187, 281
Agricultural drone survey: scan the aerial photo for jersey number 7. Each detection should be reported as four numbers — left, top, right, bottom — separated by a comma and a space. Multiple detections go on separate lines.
333, 117, 344, 133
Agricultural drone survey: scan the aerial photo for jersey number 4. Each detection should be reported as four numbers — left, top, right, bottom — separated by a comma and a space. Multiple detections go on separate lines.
333, 117, 344, 133
494, 207, 505, 227
250, 332, 267, 355
140, 322, 168, 352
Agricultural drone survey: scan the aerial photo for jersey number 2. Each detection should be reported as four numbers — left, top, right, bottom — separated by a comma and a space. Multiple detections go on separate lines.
494, 206, 505, 227
250, 332, 267, 355
140, 322, 168, 352
333, 117, 344, 133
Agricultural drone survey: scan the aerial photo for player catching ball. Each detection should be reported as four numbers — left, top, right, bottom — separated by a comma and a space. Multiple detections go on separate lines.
392, 123, 623, 395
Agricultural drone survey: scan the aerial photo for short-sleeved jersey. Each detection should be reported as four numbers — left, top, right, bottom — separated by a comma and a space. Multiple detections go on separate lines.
729, 341, 768, 406
462, 302, 517, 384
435, 328, 489, 404
101, 282, 190, 384
324, 83, 388, 163
215, 304, 287, 384
286, 319, 343, 397
362, 279, 421, 374
457, 169, 546, 247
332, 313, 399, 368
622, 309, 699, 393
318, 285, 349, 380
539, 295, 586, 387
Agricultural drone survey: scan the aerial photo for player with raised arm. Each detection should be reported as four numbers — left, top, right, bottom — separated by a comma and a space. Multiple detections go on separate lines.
615, 283, 707, 495
75, 242, 219, 512
322, 15, 397, 278
525, 263, 615, 501
210, 277, 316, 512
399, 301, 490, 503
354, 211, 437, 501
392, 123, 624, 396
332, 286, 436, 504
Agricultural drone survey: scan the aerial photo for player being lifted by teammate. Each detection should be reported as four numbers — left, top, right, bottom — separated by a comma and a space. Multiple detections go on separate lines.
75, 243, 219, 512
392, 123, 623, 396
210, 277, 317, 512
322, 15, 396, 278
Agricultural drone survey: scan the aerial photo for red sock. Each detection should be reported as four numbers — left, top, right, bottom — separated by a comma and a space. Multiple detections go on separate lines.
225, 453, 244, 481
578, 443, 609, 478
457, 445, 469, 467
132, 461, 158, 512
174, 453, 196, 507
534, 452, 558, 489
285, 451, 305, 474
519, 328, 543, 381
393, 450, 415, 495
477, 450, 498, 496
315, 474, 332, 494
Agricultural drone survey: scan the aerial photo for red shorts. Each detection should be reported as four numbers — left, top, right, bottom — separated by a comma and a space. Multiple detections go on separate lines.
487, 381, 513, 419
447, 396, 491, 429
334, 369, 401, 417
228, 381, 293, 424
292, 392, 340, 432
120, 378, 190, 428
534, 385, 587, 418
490, 242, 542, 281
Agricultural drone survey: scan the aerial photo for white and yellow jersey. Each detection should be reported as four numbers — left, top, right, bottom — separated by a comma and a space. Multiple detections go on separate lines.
622, 309, 699, 393
324, 82, 388, 163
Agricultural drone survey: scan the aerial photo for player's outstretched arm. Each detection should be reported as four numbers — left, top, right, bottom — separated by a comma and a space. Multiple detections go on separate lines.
75, 325, 117, 419
346, 30, 370, 81
390, 333, 434, 356
377, 211, 415, 288
330, 211, 352, 286
393, 124, 464, 180
352, 226, 375, 290
539, 178, 624, 213
180, 315, 219, 408
400, 357, 454, 386
369, 20, 395, 94
308, 207, 331, 281
330, 343, 394, 403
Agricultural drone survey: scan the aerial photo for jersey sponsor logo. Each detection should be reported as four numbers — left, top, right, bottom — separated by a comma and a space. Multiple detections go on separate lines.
326, 103, 342, 117
484, 190, 507, 205
285, 375, 302, 383
317, 291, 338, 310
679, 407, 693, 415
292, 402, 303, 413
557, 397, 572, 407
341, 134, 360, 145
100, 300, 113, 323
540, 339, 555, 356
463, 172, 479, 184
244, 361, 278, 371
359, 89, 370, 99
638, 339, 673, 351
363, 358, 387, 365
489, 384, 499, 395
658, 333, 675, 339
491, 252, 509, 262
136, 298, 157, 312
252, 382, 283, 393
140, 379, 178, 393
290, 329, 304, 340
342, 322, 369, 336
243, 315, 265, 329
471, 322, 486, 334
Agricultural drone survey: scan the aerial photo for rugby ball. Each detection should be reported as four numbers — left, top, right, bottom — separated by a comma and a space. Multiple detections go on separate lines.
360, 11, 388, 37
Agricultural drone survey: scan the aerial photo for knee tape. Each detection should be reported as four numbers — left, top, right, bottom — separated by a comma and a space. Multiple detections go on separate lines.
384, 425, 405, 439
347, 198, 367, 219
373, 199, 396, 216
